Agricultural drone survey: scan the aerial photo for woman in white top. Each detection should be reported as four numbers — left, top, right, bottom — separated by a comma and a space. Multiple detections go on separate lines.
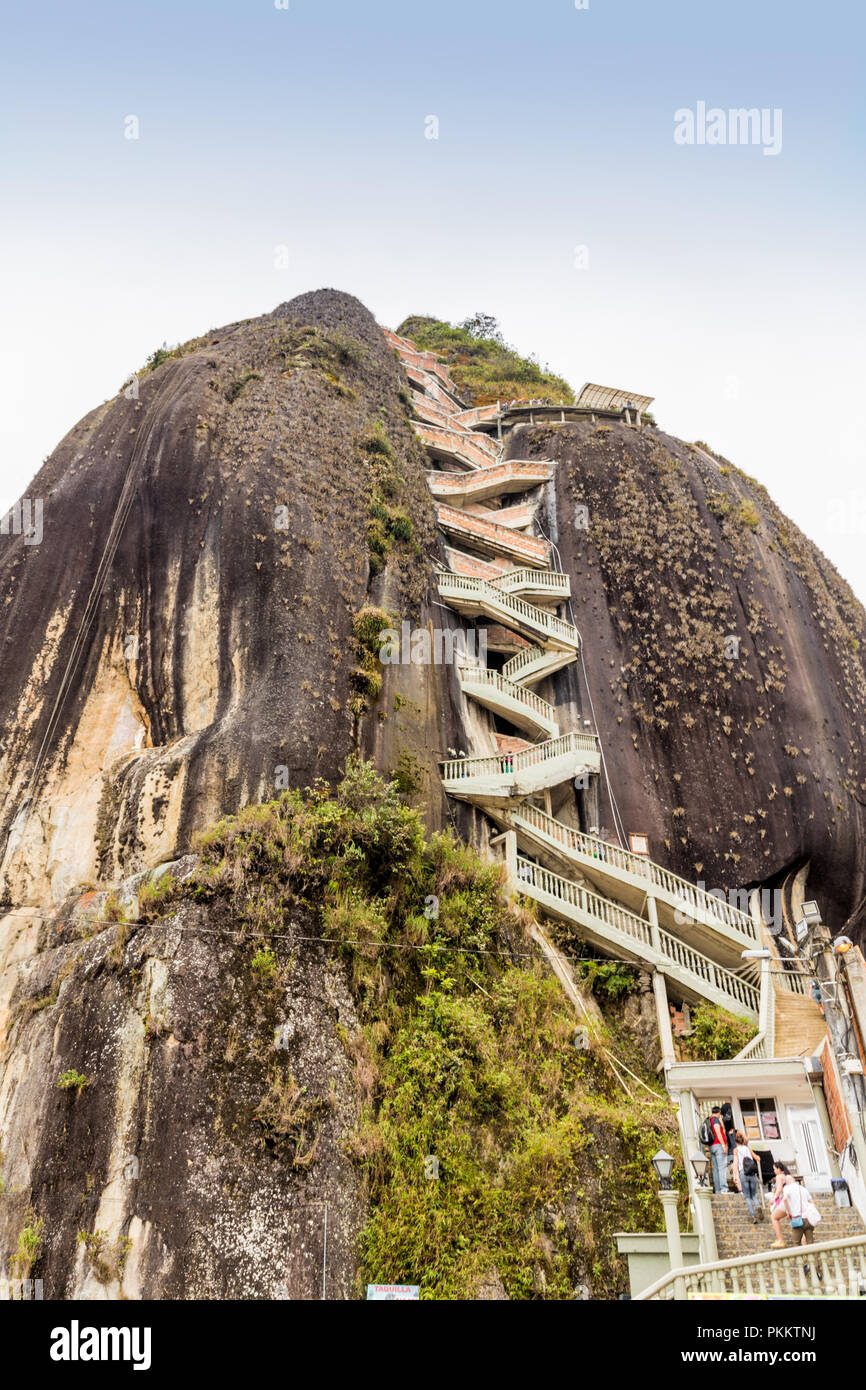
732, 1130, 763, 1223
781, 1178, 822, 1247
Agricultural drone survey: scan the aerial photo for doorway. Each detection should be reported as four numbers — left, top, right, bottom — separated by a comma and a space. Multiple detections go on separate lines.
788, 1104, 833, 1193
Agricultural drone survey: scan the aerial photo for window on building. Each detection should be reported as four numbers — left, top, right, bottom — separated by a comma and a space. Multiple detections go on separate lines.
740, 1097, 781, 1142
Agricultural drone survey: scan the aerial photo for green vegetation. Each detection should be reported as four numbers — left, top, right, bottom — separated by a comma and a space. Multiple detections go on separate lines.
11, 1211, 44, 1279
137, 874, 177, 922
225, 369, 262, 403
358, 424, 416, 574
578, 958, 639, 1000
255, 1069, 324, 1167
104, 893, 130, 969
172, 760, 680, 1298
349, 606, 393, 718
145, 343, 181, 372
397, 313, 574, 406
103, 893, 126, 923
250, 947, 278, 979
57, 1069, 91, 1097
682, 1002, 758, 1061
77, 1230, 133, 1286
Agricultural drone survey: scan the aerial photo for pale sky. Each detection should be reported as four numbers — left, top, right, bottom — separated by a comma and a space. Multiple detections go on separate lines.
2, 0, 864, 598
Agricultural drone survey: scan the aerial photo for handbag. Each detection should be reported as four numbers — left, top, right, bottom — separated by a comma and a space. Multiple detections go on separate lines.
787, 1182, 805, 1228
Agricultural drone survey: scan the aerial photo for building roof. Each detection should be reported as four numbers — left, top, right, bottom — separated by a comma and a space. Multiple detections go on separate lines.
576, 382, 655, 413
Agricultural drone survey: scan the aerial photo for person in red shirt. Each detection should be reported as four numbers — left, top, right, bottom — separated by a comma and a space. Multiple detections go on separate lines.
708, 1107, 729, 1193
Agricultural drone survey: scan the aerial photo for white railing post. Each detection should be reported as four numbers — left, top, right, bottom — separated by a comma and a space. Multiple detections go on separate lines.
646, 894, 661, 953
503, 831, 518, 889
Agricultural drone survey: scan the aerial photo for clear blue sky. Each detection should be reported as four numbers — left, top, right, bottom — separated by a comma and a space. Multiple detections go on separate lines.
2, 0, 864, 595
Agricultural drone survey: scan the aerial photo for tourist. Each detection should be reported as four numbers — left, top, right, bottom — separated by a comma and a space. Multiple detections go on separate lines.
732, 1130, 763, 1223
782, 1179, 822, 1247
721, 1100, 736, 1156
707, 1107, 729, 1193
769, 1161, 795, 1247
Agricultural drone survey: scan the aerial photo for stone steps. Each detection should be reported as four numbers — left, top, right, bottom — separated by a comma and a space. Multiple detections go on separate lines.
773, 991, 827, 1057
711, 1192, 865, 1260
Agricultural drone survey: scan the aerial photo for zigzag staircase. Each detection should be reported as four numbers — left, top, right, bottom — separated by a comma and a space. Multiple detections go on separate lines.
386, 326, 770, 1025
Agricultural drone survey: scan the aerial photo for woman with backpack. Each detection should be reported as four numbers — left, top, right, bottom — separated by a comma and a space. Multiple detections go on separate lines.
732, 1130, 763, 1223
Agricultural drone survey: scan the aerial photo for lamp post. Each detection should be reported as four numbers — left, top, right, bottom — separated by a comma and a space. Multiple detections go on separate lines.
688, 1149, 718, 1264
652, 1149, 684, 1293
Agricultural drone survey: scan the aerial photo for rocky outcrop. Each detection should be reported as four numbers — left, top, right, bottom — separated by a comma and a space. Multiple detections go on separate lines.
3, 288, 866, 1300
0, 869, 364, 1299
0, 291, 464, 907
514, 419, 866, 934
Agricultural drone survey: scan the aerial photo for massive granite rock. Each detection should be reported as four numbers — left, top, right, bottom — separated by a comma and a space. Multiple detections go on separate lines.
2, 289, 865, 1300
0, 291, 464, 908
518, 418, 866, 932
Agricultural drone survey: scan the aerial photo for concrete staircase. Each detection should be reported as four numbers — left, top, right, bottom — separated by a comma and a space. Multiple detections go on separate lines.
773, 990, 827, 1058
711, 1192, 865, 1260
389, 322, 772, 1025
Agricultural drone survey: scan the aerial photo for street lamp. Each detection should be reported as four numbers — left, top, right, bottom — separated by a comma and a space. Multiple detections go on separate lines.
690, 1153, 710, 1187
741, 948, 771, 960
652, 1149, 684, 1286
834, 936, 854, 956
652, 1148, 676, 1190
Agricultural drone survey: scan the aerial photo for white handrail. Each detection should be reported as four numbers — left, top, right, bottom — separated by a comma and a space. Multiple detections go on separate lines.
490, 567, 570, 595
514, 856, 760, 1017
438, 573, 579, 647
458, 666, 558, 725
440, 730, 599, 783
636, 1234, 866, 1300
509, 802, 758, 943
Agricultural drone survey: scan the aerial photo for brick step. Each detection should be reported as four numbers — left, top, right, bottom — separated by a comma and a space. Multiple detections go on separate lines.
711, 1193, 864, 1260
773, 992, 827, 1057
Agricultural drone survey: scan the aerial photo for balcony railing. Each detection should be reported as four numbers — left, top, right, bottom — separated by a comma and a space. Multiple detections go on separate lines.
636, 1235, 866, 1300
490, 568, 570, 598
438, 573, 578, 647
436, 507, 550, 566
458, 666, 558, 730
426, 460, 554, 500
440, 731, 599, 786
416, 422, 499, 468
